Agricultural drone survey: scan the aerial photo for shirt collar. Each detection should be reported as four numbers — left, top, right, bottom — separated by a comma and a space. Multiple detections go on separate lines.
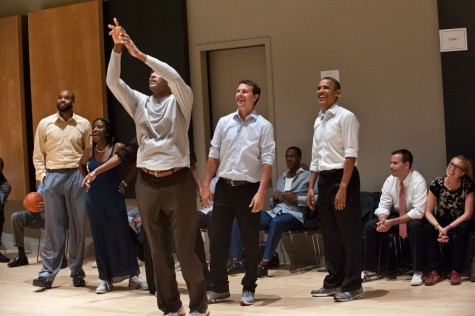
233, 109, 258, 122
401, 170, 413, 187
55, 112, 77, 123
318, 103, 340, 119
283, 167, 304, 177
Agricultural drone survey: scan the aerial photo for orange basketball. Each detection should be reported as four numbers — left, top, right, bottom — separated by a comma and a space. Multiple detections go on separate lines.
23, 192, 44, 213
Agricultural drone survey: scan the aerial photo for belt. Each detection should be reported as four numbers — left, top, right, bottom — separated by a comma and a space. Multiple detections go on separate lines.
141, 167, 184, 178
319, 169, 343, 176
223, 179, 250, 186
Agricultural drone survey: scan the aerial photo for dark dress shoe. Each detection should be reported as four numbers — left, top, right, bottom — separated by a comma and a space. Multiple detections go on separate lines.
7, 256, 29, 268
73, 276, 86, 287
33, 276, 52, 289
0, 253, 10, 263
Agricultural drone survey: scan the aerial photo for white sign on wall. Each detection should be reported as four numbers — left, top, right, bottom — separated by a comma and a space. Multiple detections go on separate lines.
320, 70, 340, 82
439, 28, 468, 52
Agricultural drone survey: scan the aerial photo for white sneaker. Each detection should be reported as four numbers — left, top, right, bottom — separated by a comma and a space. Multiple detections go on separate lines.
411, 271, 423, 286
190, 308, 210, 316
91, 261, 97, 268
96, 280, 112, 294
361, 270, 377, 282
129, 275, 148, 290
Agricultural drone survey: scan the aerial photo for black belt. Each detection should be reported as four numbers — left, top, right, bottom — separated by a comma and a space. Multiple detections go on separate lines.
223, 178, 250, 186
319, 169, 343, 175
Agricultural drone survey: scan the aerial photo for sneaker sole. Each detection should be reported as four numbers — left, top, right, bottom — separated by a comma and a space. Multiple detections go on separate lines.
334, 293, 364, 302
312, 292, 338, 297
240, 300, 255, 306
207, 293, 230, 304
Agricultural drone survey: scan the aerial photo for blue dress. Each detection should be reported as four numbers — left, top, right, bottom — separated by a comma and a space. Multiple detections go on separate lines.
86, 144, 139, 282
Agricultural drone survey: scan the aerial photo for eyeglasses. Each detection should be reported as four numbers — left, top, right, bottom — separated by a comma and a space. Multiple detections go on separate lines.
448, 162, 465, 172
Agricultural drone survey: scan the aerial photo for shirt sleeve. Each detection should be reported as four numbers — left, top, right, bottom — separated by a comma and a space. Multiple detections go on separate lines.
33, 120, 47, 182
374, 177, 393, 217
406, 175, 427, 219
341, 112, 359, 158
106, 51, 146, 119
0, 180, 11, 204
259, 122, 275, 166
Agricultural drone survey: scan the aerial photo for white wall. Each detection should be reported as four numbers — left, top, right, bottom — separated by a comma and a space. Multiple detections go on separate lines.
187, 0, 446, 191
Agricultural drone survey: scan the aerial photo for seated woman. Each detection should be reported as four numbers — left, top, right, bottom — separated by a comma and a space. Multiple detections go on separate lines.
423, 155, 474, 286
79, 118, 147, 294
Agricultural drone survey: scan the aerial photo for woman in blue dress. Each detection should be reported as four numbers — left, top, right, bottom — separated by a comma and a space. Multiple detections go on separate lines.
79, 118, 147, 294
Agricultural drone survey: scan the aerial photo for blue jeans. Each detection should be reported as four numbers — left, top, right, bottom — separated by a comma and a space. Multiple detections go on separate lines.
230, 211, 302, 261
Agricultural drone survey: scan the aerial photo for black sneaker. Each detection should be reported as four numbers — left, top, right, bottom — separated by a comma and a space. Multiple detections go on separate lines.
33, 276, 52, 289
226, 260, 244, 275
7, 256, 28, 268
73, 276, 86, 287
311, 287, 340, 297
257, 264, 268, 279
334, 286, 364, 302
0, 253, 10, 263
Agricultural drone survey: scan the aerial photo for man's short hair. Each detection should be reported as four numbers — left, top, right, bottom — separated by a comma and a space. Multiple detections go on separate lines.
286, 146, 302, 158
0, 158, 3, 169
239, 79, 261, 106
391, 149, 413, 168
321, 77, 341, 90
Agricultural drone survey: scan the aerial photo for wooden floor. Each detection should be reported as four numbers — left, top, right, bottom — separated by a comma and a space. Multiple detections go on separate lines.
1, 251, 474, 316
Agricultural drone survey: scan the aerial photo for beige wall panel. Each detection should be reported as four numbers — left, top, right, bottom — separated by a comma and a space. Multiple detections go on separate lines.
28, 0, 106, 135
187, 0, 446, 191
0, 15, 29, 199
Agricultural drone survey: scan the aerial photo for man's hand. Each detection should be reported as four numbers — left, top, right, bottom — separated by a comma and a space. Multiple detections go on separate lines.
200, 186, 212, 208
306, 188, 316, 210
376, 219, 393, 233
282, 192, 298, 204
108, 17, 125, 45
334, 187, 347, 211
273, 191, 284, 202
249, 189, 266, 213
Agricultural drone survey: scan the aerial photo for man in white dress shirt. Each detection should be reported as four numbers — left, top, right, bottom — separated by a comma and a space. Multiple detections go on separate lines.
362, 149, 427, 286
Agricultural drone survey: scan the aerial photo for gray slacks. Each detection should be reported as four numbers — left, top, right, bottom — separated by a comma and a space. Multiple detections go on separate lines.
38, 169, 87, 282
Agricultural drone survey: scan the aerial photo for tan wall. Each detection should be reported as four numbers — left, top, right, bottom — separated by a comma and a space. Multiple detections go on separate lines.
187, 0, 446, 191
28, 0, 106, 134
0, 15, 29, 199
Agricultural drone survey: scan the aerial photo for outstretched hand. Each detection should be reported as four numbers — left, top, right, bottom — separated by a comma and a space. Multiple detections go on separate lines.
108, 17, 145, 61
108, 17, 125, 45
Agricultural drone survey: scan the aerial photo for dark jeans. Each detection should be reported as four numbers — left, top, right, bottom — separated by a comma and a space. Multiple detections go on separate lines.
424, 220, 472, 273
363, 216, 426, 272
318, 168, 362, 292
230, 212, 302, 261
209, 179, 260, 293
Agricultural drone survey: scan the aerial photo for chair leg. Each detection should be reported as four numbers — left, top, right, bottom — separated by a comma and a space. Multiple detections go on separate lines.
310, 233, 322, 267
37, 229, 43, 262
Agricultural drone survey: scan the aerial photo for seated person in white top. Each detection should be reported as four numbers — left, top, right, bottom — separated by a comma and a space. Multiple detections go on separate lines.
229, 146, 316, 278
362, 149, 427, 286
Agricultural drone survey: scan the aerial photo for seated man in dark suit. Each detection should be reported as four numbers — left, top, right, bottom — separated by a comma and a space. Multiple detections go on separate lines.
362, 149, 427, 286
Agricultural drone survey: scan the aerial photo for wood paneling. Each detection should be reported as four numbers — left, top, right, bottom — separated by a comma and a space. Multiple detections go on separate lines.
28, 0, 106, 135
0, 15, 29, 199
